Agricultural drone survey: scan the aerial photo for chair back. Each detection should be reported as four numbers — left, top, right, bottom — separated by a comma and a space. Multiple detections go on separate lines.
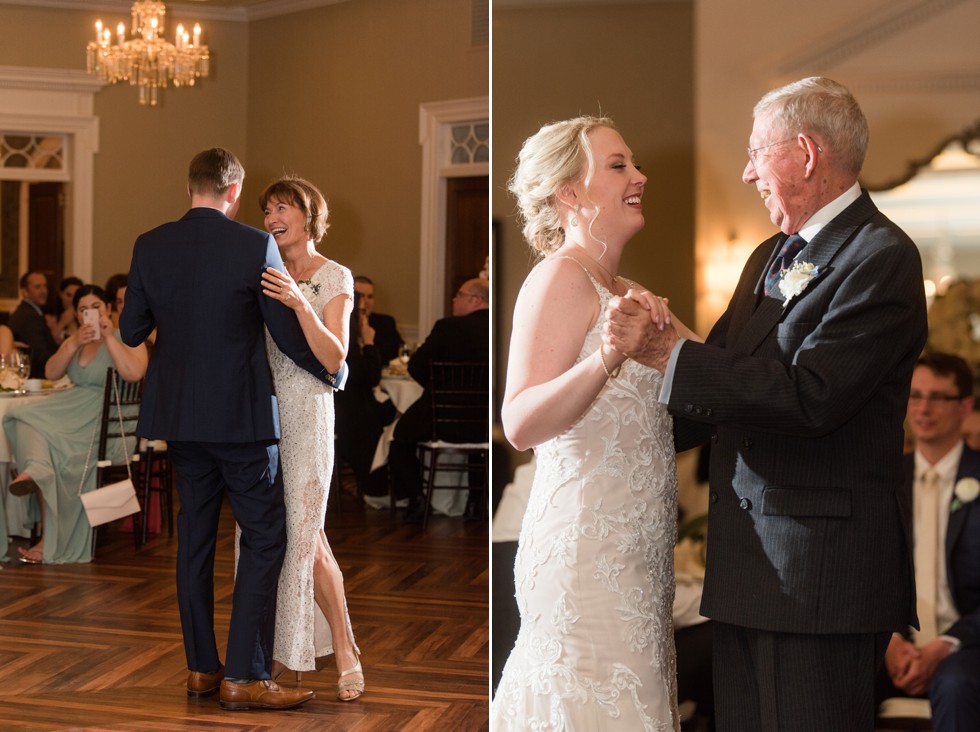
97, 367, 142, 465
428, 361, 489, 444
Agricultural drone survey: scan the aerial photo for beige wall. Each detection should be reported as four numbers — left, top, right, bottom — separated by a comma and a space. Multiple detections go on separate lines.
492, 2, 695, 425
244, 0, 488, 335
0, 0, 486, 332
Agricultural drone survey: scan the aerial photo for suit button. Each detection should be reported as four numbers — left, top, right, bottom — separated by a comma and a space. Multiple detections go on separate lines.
684, 403, 694, 413
693, 405, 703, 415
704, 408, 713, 417
739, 497, 751, 510
710, 432, 718, 443
710, 492, 719, 504
741, 439, 753, 449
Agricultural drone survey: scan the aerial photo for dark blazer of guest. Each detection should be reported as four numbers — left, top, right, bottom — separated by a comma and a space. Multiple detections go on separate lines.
8, 300, 57, 378
669, 191, 928, 636
397, 307, 489, 444
368, 311, 403, 364
121, 207, 340, 443
902, 446, 980, 647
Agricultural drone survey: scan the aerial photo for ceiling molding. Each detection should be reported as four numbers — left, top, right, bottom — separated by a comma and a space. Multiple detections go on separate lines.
0, 0, 354, 21
774, 0, 968, 75
0, 64, 104, 93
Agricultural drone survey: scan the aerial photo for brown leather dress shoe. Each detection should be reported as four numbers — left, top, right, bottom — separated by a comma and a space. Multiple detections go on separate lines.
187, 664, 224, 699
218, 679, 315, 710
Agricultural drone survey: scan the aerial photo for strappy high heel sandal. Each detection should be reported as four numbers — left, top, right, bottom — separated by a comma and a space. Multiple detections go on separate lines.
337, 661, 364, 702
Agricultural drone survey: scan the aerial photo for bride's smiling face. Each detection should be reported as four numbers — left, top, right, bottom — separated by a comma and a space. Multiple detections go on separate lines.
572, 126, 647, 244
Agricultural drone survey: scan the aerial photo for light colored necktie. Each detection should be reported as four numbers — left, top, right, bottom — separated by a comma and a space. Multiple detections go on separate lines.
914, 468, 939, 643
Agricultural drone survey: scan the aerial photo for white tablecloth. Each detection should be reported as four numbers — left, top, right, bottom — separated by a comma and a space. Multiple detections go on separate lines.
366, 376, 466, 517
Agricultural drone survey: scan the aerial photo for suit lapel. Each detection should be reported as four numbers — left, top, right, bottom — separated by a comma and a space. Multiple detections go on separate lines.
732, 191, 878, 356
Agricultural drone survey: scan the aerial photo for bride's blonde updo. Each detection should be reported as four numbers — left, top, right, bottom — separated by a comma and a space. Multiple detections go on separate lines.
507, 115, 616, 256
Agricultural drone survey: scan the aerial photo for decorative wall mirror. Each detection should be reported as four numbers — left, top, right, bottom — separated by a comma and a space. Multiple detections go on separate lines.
870, 121, 980, 300
869, 122, 980, 364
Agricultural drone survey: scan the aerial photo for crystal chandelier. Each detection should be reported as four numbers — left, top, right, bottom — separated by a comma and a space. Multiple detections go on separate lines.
85, 1, 210, 107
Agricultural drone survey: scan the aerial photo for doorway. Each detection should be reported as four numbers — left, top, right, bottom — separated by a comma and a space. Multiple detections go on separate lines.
444, 175, 489, 314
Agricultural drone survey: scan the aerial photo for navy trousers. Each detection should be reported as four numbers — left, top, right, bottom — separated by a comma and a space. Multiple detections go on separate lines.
168, 440, 286, 681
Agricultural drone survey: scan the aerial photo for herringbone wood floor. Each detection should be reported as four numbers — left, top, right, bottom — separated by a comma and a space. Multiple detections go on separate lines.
0, 482, 489, 731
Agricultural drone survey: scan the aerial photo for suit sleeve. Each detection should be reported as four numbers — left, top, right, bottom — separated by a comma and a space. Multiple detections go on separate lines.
120, 240, 156, 346
258, 236, 347, 389
669, 241, 926, 436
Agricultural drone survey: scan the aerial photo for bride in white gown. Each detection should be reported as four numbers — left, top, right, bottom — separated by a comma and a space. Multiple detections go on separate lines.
493, 117, 698, 731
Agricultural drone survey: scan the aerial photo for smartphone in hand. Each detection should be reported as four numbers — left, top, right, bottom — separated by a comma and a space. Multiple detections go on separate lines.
82, 308, 102, 340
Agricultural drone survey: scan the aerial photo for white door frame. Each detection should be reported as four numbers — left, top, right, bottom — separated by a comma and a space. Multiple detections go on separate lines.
0, 65, 103, 284
417, 96, 489, 339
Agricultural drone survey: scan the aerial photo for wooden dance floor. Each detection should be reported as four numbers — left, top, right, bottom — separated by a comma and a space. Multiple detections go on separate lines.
0, 483, 489, 731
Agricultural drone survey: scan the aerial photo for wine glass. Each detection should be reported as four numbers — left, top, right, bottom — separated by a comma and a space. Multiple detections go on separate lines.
16, 351, 30, 382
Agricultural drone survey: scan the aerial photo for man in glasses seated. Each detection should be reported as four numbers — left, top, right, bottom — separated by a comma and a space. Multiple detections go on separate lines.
876, 352, 980, 731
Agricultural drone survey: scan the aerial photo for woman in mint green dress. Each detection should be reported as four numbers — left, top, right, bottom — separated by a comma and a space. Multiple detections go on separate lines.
4, 284, 147, 564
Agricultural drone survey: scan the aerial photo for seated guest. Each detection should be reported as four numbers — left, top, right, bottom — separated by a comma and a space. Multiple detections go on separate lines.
335, 292, 396, 498
104, 273, 128, 328
876, 353, 980, 731
3, 284, 148, 564
8, 271, 58, 378
353, 275, 404, 363
52, 276, 83, 343
389, 278, 488, 523
962, 403, 980, 452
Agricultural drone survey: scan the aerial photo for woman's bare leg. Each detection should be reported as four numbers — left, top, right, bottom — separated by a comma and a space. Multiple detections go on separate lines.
311, 529, 363, 699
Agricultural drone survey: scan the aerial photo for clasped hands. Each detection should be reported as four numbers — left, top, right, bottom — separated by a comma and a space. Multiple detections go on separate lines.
603, 288, 680, 374
884, 635, 954, 696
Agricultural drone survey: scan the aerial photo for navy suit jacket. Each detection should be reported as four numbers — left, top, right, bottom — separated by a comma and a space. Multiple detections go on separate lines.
903, 446, 980, 648
120, 207, 342, 443
670, 191, 928, 635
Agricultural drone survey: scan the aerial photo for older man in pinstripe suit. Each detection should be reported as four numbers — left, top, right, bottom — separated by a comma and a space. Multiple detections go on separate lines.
607, 77, 928, 731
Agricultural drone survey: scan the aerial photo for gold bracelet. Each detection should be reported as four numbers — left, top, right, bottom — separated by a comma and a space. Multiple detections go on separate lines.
599, 348, 622, 379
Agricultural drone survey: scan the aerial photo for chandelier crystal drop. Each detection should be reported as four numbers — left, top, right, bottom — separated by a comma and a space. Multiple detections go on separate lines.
85, 1, 210, 107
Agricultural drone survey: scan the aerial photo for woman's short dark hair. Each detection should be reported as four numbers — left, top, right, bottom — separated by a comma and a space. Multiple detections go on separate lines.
72, 284, 108, 310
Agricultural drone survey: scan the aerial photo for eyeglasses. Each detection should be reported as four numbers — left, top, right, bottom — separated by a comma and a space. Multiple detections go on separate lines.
454, 290, 477, 299
908, 392, 966, 405
747, 135, 823, 165
746, 138, 796, 164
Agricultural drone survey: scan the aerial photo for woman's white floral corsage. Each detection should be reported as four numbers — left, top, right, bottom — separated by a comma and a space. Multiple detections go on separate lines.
778, 261, 820, 307
952, 477, 980, 512
297, 279, 320, 298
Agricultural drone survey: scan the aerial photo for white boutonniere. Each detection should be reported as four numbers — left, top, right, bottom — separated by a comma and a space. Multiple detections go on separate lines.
952, 477, 980, 512
778, 260, 820, 307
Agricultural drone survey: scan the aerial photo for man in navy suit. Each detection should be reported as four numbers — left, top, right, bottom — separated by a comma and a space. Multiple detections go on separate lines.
607, 77, 928, 730
876, 353, 980, 731
121, 148, 344, 711
8, 271, 58, 378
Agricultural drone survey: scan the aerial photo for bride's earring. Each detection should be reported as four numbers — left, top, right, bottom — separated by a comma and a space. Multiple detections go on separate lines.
570, 205, 580, 228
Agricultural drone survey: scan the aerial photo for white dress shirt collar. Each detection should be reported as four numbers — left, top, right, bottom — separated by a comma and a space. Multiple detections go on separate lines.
798, 182, 861, 243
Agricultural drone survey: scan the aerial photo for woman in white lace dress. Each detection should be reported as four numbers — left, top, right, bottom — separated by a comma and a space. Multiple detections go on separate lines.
493, 117, 700, 730
257, 176, 364, 701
